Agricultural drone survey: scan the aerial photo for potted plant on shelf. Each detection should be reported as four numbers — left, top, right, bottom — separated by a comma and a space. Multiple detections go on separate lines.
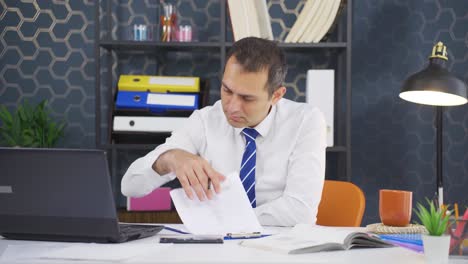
414, 198, 452, 263
0, 100, 65, 147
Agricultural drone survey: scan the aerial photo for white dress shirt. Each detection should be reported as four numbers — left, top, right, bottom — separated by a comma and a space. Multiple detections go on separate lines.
121, 98, 327, 226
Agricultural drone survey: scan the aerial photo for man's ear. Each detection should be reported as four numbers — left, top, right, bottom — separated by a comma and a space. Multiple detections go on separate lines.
271, 86, 286, 105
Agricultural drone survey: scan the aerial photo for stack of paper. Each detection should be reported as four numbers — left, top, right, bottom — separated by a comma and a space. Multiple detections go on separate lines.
227, 0, 273, 41
170, 171, 263, 236
285, 0, 342, 43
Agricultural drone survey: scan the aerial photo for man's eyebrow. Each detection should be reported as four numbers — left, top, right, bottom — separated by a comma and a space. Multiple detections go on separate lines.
221, 81, 232, 91
221, 81, 256, 98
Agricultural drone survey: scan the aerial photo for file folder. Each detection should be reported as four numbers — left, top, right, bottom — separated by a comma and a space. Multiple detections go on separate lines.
127, 187, 172, 211
115, 91, 199, 113
306, 69, 334, 147
113, 116, 188, 133
118, 75, 200, 93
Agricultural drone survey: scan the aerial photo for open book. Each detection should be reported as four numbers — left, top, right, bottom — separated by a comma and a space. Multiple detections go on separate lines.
240, 224, 393, 254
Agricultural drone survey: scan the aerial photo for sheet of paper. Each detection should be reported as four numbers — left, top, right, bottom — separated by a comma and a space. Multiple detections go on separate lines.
170, 171, 262, 235
0, 244, 63, 261
40, 243, 169, 261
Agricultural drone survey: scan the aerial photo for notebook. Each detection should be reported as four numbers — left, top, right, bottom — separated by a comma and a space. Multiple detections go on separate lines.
240, 224, 393, 254
0, 147, 163, 243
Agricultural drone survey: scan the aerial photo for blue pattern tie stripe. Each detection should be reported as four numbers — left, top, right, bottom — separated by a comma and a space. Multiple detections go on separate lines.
240, 128, 259, 208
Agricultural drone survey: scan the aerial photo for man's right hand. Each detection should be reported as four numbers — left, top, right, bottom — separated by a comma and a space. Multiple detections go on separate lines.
153, 149, 226, 201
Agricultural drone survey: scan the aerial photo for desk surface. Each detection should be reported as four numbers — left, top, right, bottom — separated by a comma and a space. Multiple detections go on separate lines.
0, 224, 466, 264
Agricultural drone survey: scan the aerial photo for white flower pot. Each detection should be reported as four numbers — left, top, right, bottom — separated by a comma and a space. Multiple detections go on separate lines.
422, 234, 450, 264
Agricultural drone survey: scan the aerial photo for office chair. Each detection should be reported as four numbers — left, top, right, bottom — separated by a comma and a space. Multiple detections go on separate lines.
316, 180, 366, 227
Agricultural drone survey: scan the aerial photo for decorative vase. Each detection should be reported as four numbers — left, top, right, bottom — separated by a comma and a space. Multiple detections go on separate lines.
422, 234, 450, 263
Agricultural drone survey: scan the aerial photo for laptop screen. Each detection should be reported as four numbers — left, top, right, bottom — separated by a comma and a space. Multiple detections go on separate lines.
0, 148, 119, 239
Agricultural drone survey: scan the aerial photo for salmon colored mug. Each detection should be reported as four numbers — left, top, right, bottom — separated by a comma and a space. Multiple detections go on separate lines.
379, 189, 413, 227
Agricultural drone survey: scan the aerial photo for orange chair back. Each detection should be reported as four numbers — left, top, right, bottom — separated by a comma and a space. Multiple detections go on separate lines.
316, 180, 365, 227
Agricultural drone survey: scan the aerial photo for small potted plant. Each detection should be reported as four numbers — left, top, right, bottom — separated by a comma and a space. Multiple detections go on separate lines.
414, 198, 452, 263
0, 100, 65, 147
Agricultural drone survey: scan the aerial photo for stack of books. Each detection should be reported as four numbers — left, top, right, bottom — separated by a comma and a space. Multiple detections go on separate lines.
113, 75, 203, 143
378, 234, 424, 253
227, 0, 273, 41
285, 0, 343, 43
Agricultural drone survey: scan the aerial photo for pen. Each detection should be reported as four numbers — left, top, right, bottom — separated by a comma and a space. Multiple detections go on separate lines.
454, 203, 459, 223
164, 226, 191, 235
224, 232, 271, 240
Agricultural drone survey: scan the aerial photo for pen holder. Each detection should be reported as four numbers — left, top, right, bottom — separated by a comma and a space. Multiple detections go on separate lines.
160, 3, 178, 42
448, 218, 468, 256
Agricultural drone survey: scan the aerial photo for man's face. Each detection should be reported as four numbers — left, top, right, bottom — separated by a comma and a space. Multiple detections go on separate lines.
221, 57, 285, 128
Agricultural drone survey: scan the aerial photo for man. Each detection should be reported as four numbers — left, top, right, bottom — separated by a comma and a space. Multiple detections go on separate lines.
121, 37, 326, 226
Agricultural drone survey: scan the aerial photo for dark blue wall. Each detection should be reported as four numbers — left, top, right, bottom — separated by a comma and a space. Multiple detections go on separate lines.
1, 0, 467, 225
352, 0, 468, 224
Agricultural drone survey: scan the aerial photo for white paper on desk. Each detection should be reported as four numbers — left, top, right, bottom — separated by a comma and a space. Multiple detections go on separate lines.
170, 171, 263, 235
0, 244, 62, 261
40, 243, 169, 261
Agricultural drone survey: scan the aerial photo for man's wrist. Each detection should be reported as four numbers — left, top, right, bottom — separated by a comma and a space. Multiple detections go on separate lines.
153, 149, 176, 175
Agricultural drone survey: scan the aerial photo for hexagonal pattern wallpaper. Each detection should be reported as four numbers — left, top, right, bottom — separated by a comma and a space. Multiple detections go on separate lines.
1, 0, 467, 224
353, 0, 468, 224
0, 0, 95, 148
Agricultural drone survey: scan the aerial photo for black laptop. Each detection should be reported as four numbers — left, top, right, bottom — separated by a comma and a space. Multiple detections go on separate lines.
0, 147, 163, 243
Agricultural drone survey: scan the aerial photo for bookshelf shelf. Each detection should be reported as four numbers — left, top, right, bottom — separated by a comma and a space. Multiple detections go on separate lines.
224, 42, 348, 49
100, 40, 348, 52
99, 40, 221, 51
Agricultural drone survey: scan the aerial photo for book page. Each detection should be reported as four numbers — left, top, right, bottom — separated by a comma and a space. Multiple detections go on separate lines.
170, 171, 262, 235
344, 233, 393, 250
241, 224, 353, 254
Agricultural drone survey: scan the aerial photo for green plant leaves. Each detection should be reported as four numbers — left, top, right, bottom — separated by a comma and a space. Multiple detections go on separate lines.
0, 100, 65, 148
414, 198, 452, 236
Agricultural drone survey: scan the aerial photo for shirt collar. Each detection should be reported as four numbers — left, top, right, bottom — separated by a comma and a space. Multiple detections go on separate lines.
233, 103, 277, 138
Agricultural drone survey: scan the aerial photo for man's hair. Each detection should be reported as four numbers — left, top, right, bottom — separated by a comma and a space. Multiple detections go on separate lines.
225, 37, 287, 97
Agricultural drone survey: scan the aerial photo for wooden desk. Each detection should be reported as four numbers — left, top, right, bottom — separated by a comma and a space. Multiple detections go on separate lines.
117, 209, 182, 224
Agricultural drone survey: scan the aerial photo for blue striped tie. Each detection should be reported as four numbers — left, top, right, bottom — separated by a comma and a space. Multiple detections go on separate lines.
240, 128, 259, 208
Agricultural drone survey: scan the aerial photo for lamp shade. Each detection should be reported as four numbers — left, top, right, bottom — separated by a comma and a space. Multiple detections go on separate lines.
399, 42, 468, 106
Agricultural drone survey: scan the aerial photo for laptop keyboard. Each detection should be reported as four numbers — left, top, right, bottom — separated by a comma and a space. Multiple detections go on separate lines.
118, 223, 164, 241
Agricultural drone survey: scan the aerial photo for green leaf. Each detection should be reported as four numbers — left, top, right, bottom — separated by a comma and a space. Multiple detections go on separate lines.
0, 106, 13, 126
1, 132, 17, 146
0, 100, 65, 147
414, 198, 451, 236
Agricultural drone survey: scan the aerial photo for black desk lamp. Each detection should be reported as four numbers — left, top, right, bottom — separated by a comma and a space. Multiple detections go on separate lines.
399, 41, 467, 208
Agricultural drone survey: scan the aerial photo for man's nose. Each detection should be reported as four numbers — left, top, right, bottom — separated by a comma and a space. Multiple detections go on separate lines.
227, 96, 242, 112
